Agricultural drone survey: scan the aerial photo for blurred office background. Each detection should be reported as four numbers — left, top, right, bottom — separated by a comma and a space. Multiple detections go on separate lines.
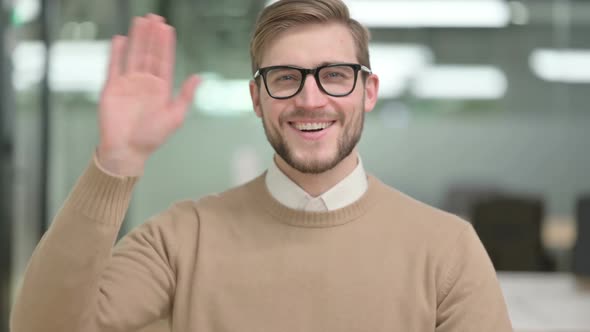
1, 0, 589, 331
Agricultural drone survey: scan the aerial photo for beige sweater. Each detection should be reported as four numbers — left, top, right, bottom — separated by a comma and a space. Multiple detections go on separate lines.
11, 158, 513, 332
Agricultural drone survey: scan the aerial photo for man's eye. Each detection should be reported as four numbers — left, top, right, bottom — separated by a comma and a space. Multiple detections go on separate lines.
323, 71, 348, 80
278, 75, 296, 81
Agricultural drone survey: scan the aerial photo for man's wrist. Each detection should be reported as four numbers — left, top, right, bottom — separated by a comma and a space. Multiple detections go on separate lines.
95, 147, 146, 177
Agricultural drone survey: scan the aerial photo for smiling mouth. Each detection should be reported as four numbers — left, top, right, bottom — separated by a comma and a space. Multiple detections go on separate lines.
289, 121, 336, 132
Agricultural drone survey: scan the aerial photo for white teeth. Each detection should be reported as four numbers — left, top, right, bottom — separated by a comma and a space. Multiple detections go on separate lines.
293, 122, 332, 131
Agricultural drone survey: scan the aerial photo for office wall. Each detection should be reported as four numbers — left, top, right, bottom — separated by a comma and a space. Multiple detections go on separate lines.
37, 102, 589, 227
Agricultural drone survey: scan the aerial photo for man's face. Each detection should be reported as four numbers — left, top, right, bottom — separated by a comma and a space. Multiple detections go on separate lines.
250, 23, 379, 174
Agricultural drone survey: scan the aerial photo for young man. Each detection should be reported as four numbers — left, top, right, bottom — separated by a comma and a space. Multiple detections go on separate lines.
11, 0, 513, 331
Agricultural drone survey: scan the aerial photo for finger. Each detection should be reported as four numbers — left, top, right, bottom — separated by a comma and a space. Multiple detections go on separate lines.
171, 75, 201, 114
146, 13, 165, 23
180, 75, 201, 104
106, 35, 126, 82
166, 76, 201, 129
157, 24, 176, 83
126, 17, 151, 73
145, 19, 170, 78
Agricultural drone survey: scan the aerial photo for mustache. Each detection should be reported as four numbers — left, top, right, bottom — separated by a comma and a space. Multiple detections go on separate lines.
280, 109, 342, 122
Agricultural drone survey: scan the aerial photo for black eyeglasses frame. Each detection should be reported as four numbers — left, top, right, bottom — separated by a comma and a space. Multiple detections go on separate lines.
253, 63, 372, 100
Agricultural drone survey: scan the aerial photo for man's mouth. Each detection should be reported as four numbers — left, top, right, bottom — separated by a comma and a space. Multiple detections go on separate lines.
289, 121, 336, 132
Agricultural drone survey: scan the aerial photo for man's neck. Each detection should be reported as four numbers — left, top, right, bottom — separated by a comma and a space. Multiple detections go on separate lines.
274, 150, 360, 197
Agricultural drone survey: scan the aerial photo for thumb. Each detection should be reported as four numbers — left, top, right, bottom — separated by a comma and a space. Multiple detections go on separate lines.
168, 75, 201, 124
174, 75, 201, 108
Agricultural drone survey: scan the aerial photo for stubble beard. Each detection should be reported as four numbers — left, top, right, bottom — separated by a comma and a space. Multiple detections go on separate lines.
261, 105, 365, 174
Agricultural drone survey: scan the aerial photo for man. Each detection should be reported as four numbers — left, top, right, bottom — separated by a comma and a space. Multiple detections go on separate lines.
11, 0, 513, 331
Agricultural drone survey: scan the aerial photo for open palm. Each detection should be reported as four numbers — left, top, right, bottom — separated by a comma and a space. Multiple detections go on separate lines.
98, 14, 199, 176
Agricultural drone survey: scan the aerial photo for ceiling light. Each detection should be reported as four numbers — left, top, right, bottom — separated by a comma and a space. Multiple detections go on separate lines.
195, 74, 253, 116
266, 0, 511, 28
12, 40, 109, 92
411, 65, 508, 99
369, 43, 433, 98
530, 49, 590, 83
13, 0, 40, 25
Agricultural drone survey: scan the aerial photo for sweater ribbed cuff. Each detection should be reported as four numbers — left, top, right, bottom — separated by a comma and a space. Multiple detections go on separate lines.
64, 157, 139, 227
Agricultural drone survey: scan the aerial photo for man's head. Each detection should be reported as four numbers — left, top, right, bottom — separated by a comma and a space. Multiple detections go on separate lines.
249, 0, 379, 174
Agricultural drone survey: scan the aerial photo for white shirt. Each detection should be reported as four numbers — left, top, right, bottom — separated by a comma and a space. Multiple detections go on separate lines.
265, 156, 368, 212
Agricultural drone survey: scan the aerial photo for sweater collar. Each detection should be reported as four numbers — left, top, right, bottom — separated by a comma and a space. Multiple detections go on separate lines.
250, 171, 387, 228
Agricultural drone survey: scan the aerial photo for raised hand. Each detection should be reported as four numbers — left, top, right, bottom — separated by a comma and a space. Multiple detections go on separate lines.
97, 14, 200, 176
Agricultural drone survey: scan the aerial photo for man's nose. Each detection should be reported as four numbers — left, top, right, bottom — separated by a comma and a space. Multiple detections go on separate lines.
293, 75, 329, 110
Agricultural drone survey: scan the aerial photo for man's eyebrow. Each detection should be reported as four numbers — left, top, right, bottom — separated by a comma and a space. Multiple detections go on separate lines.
316, 61, 351, 67
267, 61, 352, 68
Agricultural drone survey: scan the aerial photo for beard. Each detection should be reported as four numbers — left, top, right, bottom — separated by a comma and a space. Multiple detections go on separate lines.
260, 102, 365, 174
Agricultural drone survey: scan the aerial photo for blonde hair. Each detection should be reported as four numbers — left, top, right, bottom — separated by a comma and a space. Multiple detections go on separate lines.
249, 0, 371, 75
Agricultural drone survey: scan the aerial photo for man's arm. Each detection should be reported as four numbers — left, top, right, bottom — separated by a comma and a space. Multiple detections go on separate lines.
435, 224, 514, 331
10, 158, 188, 332
11, 157, 183, 332
11, 13, 199, 332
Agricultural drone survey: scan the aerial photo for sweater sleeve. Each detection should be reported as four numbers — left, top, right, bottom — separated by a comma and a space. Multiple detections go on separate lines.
10, 158, 189, 332
435, 224, 514, 332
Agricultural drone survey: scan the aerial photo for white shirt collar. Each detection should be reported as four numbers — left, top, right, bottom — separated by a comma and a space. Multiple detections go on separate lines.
265, 156, 368, 212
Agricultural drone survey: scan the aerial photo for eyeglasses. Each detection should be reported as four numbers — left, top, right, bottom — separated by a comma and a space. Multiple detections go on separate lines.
253, 63, 372, 100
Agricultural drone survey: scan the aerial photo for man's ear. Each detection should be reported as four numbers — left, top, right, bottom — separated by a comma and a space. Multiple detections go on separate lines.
249, 80, 262, 118
363, 74, 379, 113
